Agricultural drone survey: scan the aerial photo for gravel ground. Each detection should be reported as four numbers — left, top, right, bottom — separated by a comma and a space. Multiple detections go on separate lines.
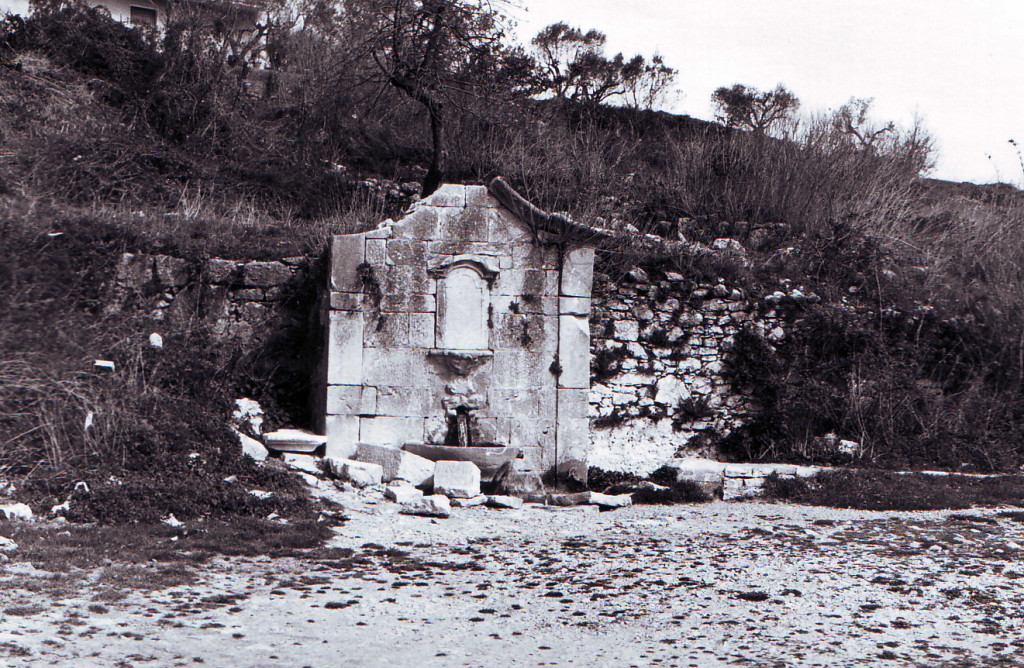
2, 499, 1023, 667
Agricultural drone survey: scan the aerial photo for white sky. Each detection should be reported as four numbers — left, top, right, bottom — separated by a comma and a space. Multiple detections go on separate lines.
510, 0, 1024, 185
3, 0, 1022, 184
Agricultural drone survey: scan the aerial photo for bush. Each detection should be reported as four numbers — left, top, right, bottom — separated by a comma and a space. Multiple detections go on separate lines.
763, 469, 1024, 511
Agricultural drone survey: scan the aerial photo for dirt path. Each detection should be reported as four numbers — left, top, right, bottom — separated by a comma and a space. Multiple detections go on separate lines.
2, 500, 1024, 667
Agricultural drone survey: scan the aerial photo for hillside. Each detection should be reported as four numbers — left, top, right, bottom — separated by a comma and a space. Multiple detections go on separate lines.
1, 5, 1024, 521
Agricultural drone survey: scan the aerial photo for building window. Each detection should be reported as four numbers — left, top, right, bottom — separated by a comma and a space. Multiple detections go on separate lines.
129, 6, 157, 26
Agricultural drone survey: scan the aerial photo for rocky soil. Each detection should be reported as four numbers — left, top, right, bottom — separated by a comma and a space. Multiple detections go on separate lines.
2, 499, 1024, 667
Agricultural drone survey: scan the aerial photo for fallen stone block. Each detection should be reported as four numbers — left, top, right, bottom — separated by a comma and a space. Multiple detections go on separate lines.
433, 460, 481, 499
400, 494, 451, 518
384, 485, 424, 505
282, 453, 322, 475
234, 429, 268, 461
588, 492, 633, 508
548, 492, 592, 507
248, 490, 274, 500
0, 536, 19, 551
355, 443, 434, 487
325, 458, 384, 488
492, 463, 544, 498
451, 495, 487, 507
264, 429, 326, 454
548, 491, 632, 508
486, 495, 524, 509
0, 503, 33, 521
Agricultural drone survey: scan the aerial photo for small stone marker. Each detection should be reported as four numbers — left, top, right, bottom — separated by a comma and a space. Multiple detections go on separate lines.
400, 494, 451, 518
94, 360, 115, 372
433, 460, 481, 498
149, 332, 163, 349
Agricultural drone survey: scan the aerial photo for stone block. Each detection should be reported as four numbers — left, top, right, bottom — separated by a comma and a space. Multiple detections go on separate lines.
364, 311, 409, 347
409, 313, 436, 348
154, 255, 190, 287
352, 387, 374, 416
355, 443, 435, 486
282, 453, 322, 475
327, 458, 384, 487
556, 417, 590, 482
374, 387, 430, 418
512, 241, 559, 270
558, 314, 591, 389
244, 261, 292, 288
392, 207, 439, 240
384, 484, 423, 504
0, 503, 33, 521
359, 416, 424, 446
362, 347, 428, 388
385, 265, 436, 296
557, 389, 589, 419
486, 495, 524, 509
465, 185, 498, 208
451, 495, 488, 507
654, 376, 691, 406
386, 239, 427, 266
433, 460, 481, 498
326, 311, 364, 385
421, 184, 467, 208
400, 494, 451, 518
381, 294, 436, 313
561, 246, 595, 297
486, 207, 533, 243
330, 234, 366, 292
588, 492, 633, 508
437, 209, 490, 241
234, 429, 268, 461
365, 238, 387, 265
206, 258, 238, 284
329, 292, 363, 311
559, 296, 591, 316
326, 385, 361, 415
613, 320, 639, 341
263, 429, 326, 453
325, 415, 359, 460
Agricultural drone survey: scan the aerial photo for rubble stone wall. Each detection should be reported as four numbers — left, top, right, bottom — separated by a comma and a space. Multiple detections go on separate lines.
587, 266, 791, 475
106, 252, 309, 340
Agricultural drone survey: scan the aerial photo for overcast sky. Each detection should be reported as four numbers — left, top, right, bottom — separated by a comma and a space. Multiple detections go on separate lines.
3, 0, 1021, 184
511, 0, 1024, 185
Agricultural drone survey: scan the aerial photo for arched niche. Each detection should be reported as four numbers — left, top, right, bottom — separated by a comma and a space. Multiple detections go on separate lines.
431, 257, 498, 352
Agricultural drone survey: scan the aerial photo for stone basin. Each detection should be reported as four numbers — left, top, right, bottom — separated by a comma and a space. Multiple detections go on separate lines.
402, 443, 521, 479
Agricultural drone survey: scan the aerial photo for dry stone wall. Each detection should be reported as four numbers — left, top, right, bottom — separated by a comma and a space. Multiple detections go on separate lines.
587, 265, 791, 475
106, 252, 308, 340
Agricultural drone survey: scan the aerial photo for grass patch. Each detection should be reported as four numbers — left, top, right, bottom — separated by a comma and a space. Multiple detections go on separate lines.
0, 519, 334, 573
764, 470, 1024, 511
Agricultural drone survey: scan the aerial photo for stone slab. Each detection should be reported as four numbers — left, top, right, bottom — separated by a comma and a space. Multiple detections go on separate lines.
486, 495, 525, 509
326, 311, 364, 385
561, 246, 595, 297
384, 484, 424, 504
